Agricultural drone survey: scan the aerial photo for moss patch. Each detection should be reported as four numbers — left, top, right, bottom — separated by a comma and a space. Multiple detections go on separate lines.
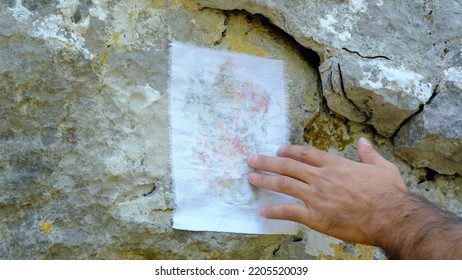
304, 113, 354, 151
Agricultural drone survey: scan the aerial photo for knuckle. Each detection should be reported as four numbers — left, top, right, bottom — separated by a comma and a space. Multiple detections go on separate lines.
331, 156, 344, 165
299, 146, 313, 159
276, 176, 291, 192
316, 168, 331, 181
277, 145, 290, 155
277, 158, 293, 173
280, 144, 298, 156
281, 205, 298, 219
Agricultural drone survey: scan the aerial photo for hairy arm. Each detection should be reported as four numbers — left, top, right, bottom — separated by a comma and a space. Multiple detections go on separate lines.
247, 137, 462, 259
375, 193, 462, 259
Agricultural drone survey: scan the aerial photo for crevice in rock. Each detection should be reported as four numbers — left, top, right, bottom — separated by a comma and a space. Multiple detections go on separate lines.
425, 168, 438, 181
213, 10, 230, 46
425, 83, 440, 105
292, 236, 303, 242
257, 11, 320, 67
390, 82, 440, 140
0, 33, 16, 39
417, 168, 438, 188
209, 9, 321, 68
342, 47, 391, 61
272, 244, 281, 256
142, 183, 156, 197
337, 62, 370, 122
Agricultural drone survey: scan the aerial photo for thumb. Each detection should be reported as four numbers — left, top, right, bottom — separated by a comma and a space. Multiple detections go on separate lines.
357, 137, 388, 167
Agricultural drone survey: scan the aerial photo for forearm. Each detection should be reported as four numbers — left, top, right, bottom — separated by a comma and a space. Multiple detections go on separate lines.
375, 192, 462, 259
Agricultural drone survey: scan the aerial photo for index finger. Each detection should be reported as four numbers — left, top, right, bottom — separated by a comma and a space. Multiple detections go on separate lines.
277, 145, 343, 167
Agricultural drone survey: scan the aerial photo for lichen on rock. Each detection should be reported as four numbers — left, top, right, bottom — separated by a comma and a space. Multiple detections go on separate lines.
1, 0, 461, 260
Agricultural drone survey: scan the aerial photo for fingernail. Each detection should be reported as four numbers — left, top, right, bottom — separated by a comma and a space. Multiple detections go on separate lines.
247, 154, 258, 165
359, 137, 371, 147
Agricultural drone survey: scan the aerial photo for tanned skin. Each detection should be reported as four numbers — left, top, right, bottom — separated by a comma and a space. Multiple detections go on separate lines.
247, 137, 462, 259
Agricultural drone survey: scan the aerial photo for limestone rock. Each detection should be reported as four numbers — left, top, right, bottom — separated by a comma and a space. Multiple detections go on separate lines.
321, 54, 434, 136
392, 0, 462, 175
195, 0, 440, 136
1, 0, 461, 260
410, 176, 462, 216
0, 0, 321, 259
394, 45, 462, 175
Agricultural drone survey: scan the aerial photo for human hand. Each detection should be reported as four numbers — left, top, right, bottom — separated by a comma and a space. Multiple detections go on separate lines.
247, 137, 408, 246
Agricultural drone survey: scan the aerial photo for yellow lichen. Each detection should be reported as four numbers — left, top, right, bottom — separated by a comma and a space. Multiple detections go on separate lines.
226, 35, 268, 57
40, 220, 53, 234
115, 251, 146, 260
92, 51, 110, 76
304, 113, 354, 151
99, 51, 109, 75
169, 0, 201, 11
64, 42, 74, 50
148, 0, 165, 9
112, 32, 122, 52
219, 16, 268, 57
436, 194, 447, 207
317, 243, 376, 260
348, 121, 365, 133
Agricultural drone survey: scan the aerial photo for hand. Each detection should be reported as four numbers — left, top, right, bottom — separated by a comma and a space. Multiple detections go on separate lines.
247, 137, 408, 246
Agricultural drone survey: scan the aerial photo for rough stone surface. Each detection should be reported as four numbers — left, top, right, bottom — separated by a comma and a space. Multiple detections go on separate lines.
195, 0, 461, 153
195, 0, 439, 137
395, 45, 462, 175
322, 54, 434, 137
392, 0, 462, 175
0, 0, 461, 260
1, 0, 324, 259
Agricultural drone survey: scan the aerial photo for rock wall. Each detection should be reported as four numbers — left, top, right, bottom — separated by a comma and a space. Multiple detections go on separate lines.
0, 0, 460, 259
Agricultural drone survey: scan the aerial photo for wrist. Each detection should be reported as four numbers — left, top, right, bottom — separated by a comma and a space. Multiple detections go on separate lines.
366, 188, 412, 249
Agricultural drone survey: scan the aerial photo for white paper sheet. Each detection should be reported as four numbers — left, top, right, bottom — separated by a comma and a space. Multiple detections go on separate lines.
169, 41, 298, 234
